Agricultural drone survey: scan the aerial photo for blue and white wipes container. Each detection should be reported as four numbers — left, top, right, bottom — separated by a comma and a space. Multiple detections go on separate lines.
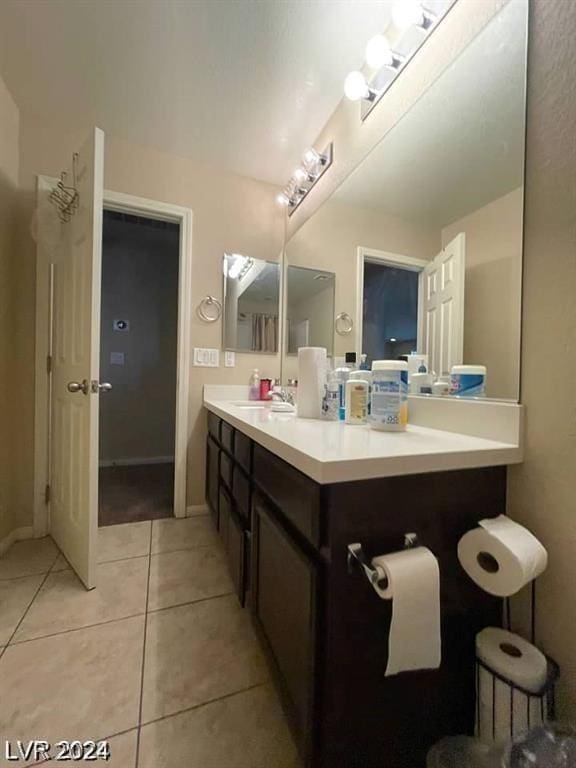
450, 365, 487, 397
369, 360, 408, 431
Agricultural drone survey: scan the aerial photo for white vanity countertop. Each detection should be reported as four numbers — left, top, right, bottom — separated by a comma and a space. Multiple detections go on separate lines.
204, 391, 523, 485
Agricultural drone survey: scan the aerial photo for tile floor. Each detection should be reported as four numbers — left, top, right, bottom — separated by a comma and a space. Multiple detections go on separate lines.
0, 517, 298, 767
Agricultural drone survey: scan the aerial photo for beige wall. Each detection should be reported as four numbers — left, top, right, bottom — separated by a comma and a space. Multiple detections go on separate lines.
17, 117, 284, 511
99, 218, 179, 464
507, 0, 576, 718
442, 187, 523, 400
0, 73, 21, 544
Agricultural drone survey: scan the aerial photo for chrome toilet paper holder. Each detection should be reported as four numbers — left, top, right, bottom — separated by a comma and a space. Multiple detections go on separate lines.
347, 533, 419, 591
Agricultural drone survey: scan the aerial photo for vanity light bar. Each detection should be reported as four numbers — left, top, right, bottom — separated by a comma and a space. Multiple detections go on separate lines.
276, 142, 334, 216
344, 0, 454, 122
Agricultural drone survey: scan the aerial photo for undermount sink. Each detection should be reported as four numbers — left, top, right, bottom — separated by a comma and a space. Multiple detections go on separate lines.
231, 400, 295, 413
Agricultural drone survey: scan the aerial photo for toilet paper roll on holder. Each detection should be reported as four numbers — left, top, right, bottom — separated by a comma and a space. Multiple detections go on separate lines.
347, 533, 419, 591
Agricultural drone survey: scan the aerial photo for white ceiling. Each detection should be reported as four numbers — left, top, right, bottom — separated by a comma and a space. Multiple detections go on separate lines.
0, 0, 399, 185
332, 0, 527, 228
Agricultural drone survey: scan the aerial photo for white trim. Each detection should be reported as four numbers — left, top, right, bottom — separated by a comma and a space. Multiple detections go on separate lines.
0, 526, 36, 557
33, 175, 59, 537
356, 246, 429, 361
99, 456, 175, 468
186, 504, 210, 517
34, 185, 193, 534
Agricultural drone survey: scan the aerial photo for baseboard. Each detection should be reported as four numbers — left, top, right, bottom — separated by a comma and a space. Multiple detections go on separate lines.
186, 504, 209, 517
99, 456, 175, 468
0, 525, 35, 557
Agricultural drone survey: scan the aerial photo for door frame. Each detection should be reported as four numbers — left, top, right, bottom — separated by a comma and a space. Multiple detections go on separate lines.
34, 185, 193, 535
355, 246, 429, 362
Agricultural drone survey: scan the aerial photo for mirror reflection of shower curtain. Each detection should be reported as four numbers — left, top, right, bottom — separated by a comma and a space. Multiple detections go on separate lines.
252, 313, 278, 352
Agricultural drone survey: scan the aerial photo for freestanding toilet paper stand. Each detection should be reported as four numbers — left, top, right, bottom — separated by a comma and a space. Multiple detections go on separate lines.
476, 580, 560, 742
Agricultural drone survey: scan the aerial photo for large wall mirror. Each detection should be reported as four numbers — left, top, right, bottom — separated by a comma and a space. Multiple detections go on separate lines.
282, 0, 527, 401
223, 254, 280, 353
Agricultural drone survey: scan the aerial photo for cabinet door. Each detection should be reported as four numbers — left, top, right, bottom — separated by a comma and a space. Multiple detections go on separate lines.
219, 486, 247, 606
206, 437, 220, 528
251, 494, 317, 754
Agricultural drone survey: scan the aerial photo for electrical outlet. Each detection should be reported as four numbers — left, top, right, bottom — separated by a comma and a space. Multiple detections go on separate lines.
193, 348, 220, 367
224, 351, 235, 367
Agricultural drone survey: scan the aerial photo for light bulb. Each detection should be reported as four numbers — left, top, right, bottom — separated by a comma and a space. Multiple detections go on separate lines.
365, 34, 393, 69
302, 148, 320, 169
391, 0, 424, 30
293, 168, 308, 184
228, 254, 248, 279
276, 192, 290, 207
344, 70, 369, 101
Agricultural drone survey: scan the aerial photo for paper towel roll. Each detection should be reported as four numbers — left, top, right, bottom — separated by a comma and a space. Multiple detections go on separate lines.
297, 347, 326, 419
371, 547, 441, 676
458, 515, 547, 597
476, 627, 548, 743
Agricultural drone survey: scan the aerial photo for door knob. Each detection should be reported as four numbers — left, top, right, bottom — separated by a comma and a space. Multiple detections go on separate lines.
98, 382, 112, 393
67, 379, 90, 395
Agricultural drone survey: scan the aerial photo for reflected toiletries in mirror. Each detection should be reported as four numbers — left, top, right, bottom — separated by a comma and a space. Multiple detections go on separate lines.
282, 0, 527, 401
222, 254, 280, 353
286, 266, 335, 355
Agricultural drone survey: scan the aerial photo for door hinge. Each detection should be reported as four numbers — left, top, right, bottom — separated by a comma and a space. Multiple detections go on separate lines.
46, 355, 53, 375
44, 483, 51, 504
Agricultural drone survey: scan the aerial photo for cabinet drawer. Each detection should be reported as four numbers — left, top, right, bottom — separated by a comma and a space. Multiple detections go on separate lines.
251, 493, 317, 754
207, 412, 221, 441
232, 465, 251, 524
253, 444, 321, 546
234, 430, 252, 474
220, 451, 233, 489
221, 421, 235, 455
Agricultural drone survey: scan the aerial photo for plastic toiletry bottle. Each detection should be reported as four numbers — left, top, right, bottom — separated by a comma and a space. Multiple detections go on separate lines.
449, 365, 487, 397
334, 360, 353, 421
322, 372, 340, 421
345, 372, 369, 425
369, 360, 408, 431
249, 369, 260, 401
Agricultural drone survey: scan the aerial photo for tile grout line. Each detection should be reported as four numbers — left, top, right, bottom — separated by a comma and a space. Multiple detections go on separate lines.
147, 591, 235, 615
134, 520, 154, 768
0, 550, 60, 660
8, 611, 148, 647
140, 681, 269, 730
6, 591, 236, 648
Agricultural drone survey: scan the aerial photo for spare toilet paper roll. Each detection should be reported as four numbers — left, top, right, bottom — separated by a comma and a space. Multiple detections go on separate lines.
297, 347, 327, 419
458, 515, 547, 597
371, 547, 441, 676
476, 627, 548, 743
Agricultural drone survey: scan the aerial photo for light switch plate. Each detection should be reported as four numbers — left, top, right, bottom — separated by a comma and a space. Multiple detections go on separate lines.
193, 348, 220, 367
224, 351, 235, 367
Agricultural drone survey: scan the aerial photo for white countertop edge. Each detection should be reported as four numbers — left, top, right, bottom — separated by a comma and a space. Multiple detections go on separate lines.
204, 396, 523, 485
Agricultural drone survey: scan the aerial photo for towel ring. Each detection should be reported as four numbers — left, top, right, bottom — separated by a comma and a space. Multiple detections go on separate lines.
197, 295, 222, 323
335, 312, 353, 336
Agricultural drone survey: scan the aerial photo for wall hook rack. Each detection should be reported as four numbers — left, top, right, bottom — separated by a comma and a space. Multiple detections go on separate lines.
347, 532, 419, 591
49, 153, 80, 222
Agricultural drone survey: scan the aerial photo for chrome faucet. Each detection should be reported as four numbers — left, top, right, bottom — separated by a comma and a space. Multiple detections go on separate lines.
268, 388, 295, 406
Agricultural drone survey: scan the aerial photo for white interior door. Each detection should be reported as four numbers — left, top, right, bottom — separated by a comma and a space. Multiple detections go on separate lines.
421, 233, 465, 377
50, 128, 104, 589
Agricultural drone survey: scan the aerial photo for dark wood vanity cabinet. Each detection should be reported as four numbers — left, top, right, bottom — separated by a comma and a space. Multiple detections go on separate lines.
206, 412, 506, 768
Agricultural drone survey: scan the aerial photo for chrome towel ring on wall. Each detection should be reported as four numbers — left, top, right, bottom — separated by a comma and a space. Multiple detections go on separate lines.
196, 295, 222, 323
335, 312, 353, 336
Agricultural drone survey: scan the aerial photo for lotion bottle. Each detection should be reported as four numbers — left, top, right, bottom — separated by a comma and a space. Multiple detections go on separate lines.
345, 372, 369, 425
